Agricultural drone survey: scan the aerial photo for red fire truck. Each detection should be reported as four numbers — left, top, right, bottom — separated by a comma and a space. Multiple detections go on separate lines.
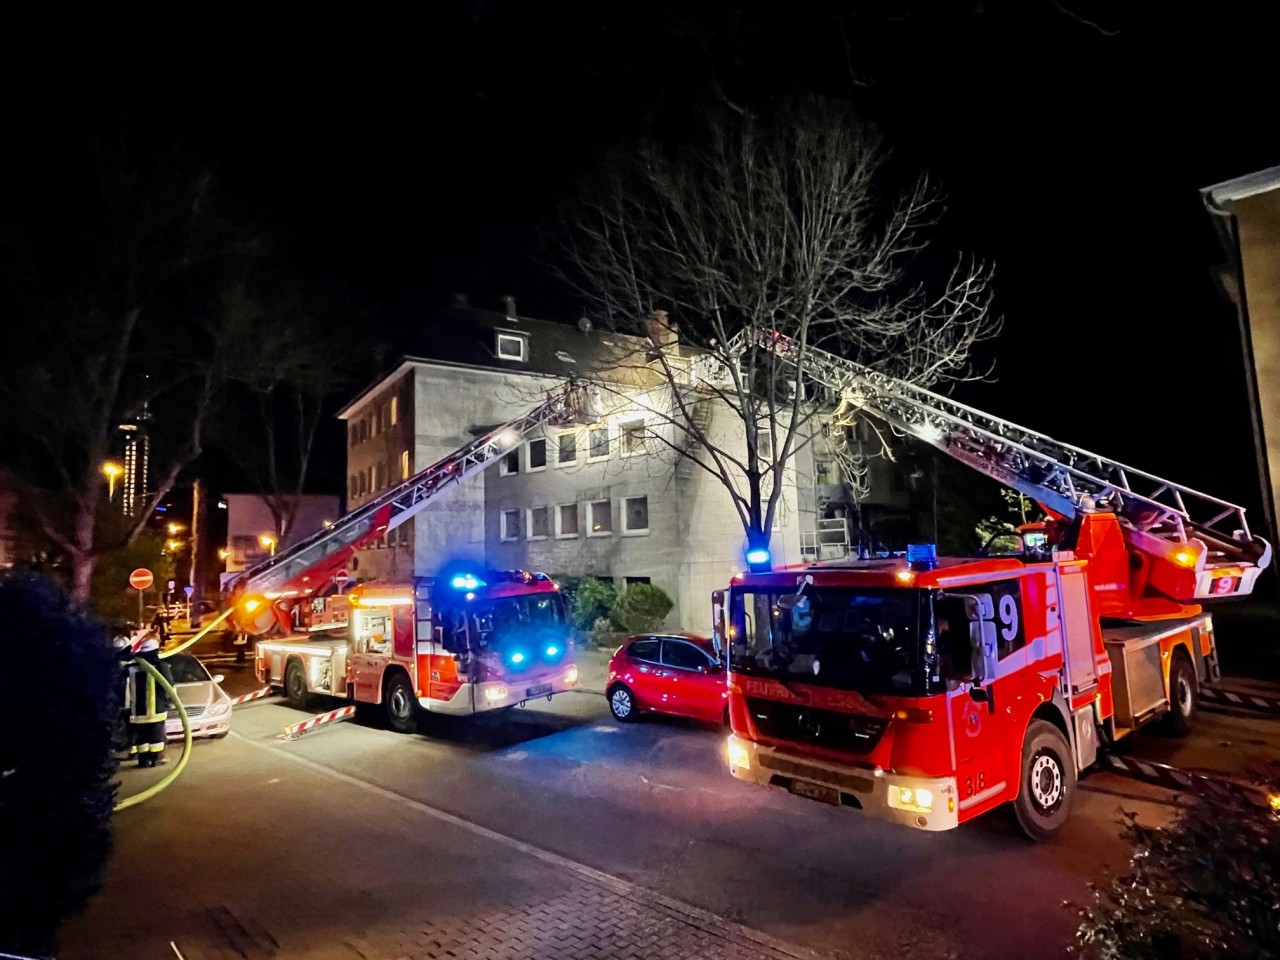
222, 382, 586, 731
714, 332, 1272, 840
255, 570, 578, 730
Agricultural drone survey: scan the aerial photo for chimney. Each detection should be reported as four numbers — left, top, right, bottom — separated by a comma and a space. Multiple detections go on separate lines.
502, 295, 517, 321
644, 309, 679, 350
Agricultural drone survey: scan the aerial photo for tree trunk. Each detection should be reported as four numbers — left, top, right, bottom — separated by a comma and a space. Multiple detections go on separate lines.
69, 501, 97, 603
190, 478, 207, 627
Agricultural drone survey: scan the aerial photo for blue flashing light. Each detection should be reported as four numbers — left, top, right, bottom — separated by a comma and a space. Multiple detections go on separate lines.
546, 645, 559, 657
906, 543, 938, 568
745, 547, 771, 566
509, 651, 526, 665
451, 573, 486, 590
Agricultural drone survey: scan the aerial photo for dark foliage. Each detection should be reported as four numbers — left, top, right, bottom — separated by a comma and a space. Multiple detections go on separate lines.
0, 573, 120, 956
1074, 770, 1280, 959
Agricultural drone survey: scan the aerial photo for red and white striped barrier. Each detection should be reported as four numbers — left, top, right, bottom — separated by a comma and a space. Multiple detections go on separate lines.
281, 705, 355, 741
230, 687, 276, 706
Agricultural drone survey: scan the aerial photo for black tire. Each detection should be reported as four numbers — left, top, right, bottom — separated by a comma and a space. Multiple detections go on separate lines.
608, 684, 636, 722
1162, 651, 1198, 738
284, 660, 310, 710
1013, 720, 1076, 842
384, 671, 419, 734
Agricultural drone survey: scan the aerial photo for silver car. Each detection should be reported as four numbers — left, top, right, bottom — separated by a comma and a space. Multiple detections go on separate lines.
164, 653, 233, 740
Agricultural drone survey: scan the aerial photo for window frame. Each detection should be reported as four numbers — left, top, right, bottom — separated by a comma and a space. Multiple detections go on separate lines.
555, 430, 579, 466
496, 331, 528, 362
619, 418, 647, 457
525, 437, 548, 473
555, 503, 579, 539
587, 499, 612, 537
587, 424, 610, 462
499, 508, 522, 542
621, 495, 649, 536
527, 505, 551, 541
626, 638, 661, 664
390, 395, 399, 427
499, 449, 519, 477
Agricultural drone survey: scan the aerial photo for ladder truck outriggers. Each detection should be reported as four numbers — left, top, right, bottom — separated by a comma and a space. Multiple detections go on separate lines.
222, 382, 587, 732
715, 331, 1272, 840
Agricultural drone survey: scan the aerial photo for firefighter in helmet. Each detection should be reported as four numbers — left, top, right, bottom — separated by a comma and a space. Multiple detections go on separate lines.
128, 634, 174, 767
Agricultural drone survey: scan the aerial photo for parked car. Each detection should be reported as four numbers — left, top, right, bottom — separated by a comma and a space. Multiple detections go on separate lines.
164, 653, 233, 740
606, 633, 728, 724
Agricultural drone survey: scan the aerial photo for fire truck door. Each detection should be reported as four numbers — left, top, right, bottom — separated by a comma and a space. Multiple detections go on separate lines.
349, 609, 393, 703
1056, 567, 1097, 696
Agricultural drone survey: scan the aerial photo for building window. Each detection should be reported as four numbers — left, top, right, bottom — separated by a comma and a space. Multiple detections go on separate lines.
373, 406, 382, 437
588, 425, 610, 461
815, 460, 833, 484
527, 438, 547, 472
528, 506, 551, 540
622, 495, 649, 535
557, 432, 578, 465
757, 428, 773, 461
349, 474, 358, 499
375, 462, 386, 490
496, 331, 527, 361
499, 449, 519, 476
620, 419, 647, 456
390, 395, 398, 427
555, 503, 579, 538
349, 426, 358, 449
400, 450, 410, 480
588, 500, 612, 536
500, 509, 522, 541
624, 576, 651, 586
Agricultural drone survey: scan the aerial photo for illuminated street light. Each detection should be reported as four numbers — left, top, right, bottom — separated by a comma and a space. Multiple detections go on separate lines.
101, 461, 123, 500
166, 539, 182, 553
167, 522, 184, 535
217, 548, 230, 561
259, 533, 277, 556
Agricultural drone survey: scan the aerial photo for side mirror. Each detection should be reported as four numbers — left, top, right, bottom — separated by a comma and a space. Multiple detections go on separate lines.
213, 674, 225, 684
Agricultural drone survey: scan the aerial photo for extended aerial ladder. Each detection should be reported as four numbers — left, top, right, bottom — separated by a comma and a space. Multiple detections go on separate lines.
224, 380, 588, 633
729, 328, 1271, 617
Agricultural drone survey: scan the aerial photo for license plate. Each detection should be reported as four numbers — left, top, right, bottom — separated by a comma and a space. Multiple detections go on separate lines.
525, 683, 553, 697
789, 779, 839, 805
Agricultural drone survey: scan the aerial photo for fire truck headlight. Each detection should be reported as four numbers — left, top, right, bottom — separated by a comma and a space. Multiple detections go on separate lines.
563, 666, 578, 685
888, 784, 933, 813
485, 686, 509, 703
726, 737, 751, 771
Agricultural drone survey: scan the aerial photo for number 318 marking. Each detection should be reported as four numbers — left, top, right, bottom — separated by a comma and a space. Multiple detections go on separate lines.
962, 772, 987, 798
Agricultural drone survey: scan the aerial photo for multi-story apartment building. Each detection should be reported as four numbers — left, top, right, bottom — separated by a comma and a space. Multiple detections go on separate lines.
337, 299, 908, 632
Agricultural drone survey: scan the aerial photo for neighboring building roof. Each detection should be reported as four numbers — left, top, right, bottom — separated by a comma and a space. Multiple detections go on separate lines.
1201, 165, 1280, 207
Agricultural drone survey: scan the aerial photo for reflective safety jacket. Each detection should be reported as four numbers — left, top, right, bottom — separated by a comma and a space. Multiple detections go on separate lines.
128, 651, 173, 724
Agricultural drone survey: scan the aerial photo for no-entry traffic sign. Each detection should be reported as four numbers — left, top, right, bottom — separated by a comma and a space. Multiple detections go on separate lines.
128, 568, 154, 591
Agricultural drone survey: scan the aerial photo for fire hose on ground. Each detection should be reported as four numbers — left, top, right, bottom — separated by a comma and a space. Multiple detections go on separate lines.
112, 656, 192, 813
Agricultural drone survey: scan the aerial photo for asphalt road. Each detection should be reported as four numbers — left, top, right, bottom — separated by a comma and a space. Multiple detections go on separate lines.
106, 657, 1277, 960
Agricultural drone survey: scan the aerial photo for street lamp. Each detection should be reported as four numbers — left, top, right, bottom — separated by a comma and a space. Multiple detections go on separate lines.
167, 522, 183, 535
259, 533, 277, 557
102, 461, 123, 500
217, 548, 230, 561
166, 539, 182, 553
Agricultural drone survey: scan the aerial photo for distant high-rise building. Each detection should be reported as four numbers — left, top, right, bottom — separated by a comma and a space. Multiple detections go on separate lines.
118, 401, 152, 517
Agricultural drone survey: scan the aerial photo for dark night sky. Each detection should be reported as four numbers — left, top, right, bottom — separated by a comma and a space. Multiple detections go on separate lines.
5, 2, 1279, 512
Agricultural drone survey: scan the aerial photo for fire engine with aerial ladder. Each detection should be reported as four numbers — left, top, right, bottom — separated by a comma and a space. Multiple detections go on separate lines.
221, 382, 588, 732
713, 329, 1273, 840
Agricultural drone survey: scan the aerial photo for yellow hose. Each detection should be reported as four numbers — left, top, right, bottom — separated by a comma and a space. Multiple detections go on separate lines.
113, 657, 192, 812
159, 606, 236, 659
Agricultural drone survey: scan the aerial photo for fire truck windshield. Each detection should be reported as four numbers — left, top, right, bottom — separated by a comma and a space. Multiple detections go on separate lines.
468, 592, 568, 653
729, 587, 925, 696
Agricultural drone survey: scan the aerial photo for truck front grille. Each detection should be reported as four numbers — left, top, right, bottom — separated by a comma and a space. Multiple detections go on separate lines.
745, 696, 887, 753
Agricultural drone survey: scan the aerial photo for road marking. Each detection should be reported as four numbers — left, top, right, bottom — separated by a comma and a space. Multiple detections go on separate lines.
230, 731, 823, 960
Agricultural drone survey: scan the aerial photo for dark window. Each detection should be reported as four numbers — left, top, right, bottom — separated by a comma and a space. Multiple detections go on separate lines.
625, 576, 651, 585
528, 438, 547, 470
500, 450, 519, 475
661, 639, 709, 671
627, 638, 660, 663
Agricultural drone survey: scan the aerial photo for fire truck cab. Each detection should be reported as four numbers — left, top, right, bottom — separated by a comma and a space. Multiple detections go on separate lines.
256, 569, 579, 732
720, 516, 1223, 841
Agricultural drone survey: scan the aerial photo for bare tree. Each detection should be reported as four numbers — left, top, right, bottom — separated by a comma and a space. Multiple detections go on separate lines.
546, 96, 1000, 564
0, 141, 265, 601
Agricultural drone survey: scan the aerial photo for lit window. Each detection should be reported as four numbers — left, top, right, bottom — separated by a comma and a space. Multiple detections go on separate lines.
588, 425, 610, 461
589, 500, 612, 536
621, 420, 647, 456
496, 332, 527, 361
528, 506, 551, 540
373, 407, 381, 437
556, 503, 579, 538
527, 438, 547, 472
390, 395, 398, 427
557, 432, 578, 465
400, 450, 410, 480
622, 495, 649, 534
500, 509, 522, 542
499, 450, 519, 476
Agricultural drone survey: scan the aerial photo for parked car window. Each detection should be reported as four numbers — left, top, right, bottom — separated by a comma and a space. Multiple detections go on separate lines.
166, 654, 211, 685
661, 639, 710, 671
627, 639, 660, 663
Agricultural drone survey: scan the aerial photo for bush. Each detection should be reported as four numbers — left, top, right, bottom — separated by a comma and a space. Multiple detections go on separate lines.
590, 616, 623, 650
1073, 768, 1280, 960
0, 573, 120, 956
568, 576, 617, 635
609, 582, 674, 634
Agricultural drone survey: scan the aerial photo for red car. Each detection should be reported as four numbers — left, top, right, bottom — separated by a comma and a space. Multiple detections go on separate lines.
606, 633, 728, 724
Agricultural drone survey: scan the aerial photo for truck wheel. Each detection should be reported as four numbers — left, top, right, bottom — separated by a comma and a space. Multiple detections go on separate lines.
284, 660, 310, 710
1013, 720, 1076, 842
384, 672, 419, 734
1162, 651, 1198, 738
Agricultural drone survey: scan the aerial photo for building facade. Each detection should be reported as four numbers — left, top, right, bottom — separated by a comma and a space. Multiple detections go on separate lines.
221, 493, 342, 580
337, 302, 910, 632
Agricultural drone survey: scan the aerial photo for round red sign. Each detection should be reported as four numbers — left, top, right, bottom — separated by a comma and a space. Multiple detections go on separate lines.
128, 568, 154, 591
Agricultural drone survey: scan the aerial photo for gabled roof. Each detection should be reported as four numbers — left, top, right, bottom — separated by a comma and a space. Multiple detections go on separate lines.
1201, 165, 1280, 206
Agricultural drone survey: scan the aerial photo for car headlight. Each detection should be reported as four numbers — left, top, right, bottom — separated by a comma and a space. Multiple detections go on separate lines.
484, 686, 510, 702
204, 700, 231, 718
887, 784, 933, 813
563, 666, 578, 685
